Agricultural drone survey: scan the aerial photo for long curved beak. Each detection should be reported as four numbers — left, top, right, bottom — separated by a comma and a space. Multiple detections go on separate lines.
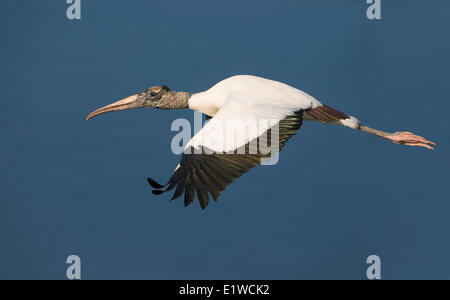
86, 94, 142, 120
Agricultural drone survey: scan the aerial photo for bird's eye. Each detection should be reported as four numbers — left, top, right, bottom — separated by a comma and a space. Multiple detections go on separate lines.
150, 91, 157, 97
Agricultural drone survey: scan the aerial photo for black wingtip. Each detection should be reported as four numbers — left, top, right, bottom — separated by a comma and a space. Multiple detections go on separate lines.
147, 177, 165, 189
152, 189, 165, 195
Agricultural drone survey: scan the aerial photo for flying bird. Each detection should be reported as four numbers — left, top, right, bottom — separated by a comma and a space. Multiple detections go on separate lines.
87, 75, 436, 209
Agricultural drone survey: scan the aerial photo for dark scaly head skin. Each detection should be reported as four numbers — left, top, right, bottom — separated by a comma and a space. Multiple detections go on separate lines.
86, 85, 190, 120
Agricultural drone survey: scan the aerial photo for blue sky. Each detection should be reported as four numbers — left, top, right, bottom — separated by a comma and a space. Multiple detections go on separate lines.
0, 0, 449, 279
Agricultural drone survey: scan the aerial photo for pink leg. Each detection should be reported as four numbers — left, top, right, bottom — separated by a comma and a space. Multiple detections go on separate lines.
385, 131, 437, 150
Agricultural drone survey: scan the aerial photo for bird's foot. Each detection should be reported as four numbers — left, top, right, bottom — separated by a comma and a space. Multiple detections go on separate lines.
386, 131, 437, 150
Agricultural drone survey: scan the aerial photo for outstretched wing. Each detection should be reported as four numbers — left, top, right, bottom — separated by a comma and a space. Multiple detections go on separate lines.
149, 111, 303, 209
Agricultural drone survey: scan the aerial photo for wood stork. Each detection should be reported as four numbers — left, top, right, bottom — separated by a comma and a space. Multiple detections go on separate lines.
87, 75, 436, 209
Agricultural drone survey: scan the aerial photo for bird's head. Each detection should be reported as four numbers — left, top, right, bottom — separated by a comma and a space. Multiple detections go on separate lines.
86, 85, 190, 120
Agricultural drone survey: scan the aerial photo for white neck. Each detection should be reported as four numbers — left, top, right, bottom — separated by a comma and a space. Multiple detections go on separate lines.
188, 91, 226, 116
